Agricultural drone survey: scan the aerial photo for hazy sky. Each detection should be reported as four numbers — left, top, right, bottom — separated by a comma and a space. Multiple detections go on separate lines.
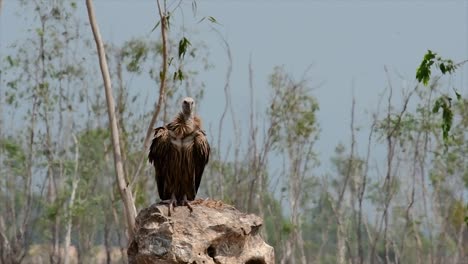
1, 0, 467, 175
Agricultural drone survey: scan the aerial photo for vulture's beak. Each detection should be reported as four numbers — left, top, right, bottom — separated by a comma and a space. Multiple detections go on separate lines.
182, 98, 194, 115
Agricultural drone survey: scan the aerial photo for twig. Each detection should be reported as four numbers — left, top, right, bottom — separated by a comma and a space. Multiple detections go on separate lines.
130, 0, 168, 187
215, 30, 233, 200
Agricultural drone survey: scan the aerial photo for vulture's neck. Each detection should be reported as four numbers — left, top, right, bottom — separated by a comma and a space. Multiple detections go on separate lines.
181, 111, 193, 122
173, 112, 195, 134
168, 112, 201, 141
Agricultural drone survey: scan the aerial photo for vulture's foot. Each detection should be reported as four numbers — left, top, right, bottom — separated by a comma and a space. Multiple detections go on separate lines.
180, 195, 193, 213
160, 195, 177, 216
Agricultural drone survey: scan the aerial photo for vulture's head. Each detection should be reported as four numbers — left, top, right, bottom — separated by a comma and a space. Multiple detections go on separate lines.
182, 97, 195, 116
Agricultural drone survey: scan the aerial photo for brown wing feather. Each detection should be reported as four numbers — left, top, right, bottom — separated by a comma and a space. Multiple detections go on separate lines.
148, 127, 172, 200
194, 115, 202, 130
192, 130, 210, 196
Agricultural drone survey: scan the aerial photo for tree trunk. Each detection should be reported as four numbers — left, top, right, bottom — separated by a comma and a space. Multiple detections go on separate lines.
63, 135, 80, 264
104, 222, 111, 264
336, 211, 347, 264
85, 0, 137, 240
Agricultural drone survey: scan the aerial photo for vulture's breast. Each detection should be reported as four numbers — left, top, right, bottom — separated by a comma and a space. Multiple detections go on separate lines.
168, 130, 195, 149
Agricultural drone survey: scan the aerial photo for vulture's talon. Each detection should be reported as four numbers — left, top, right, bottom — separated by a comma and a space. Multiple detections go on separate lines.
181, 196, 194, 213
160, 196, 177, 216
168, 202, 173, 217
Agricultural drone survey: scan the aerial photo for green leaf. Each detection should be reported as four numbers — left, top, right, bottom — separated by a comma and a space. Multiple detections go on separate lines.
198, 16, 220, 25
178, 37, 191, 60
6, 55, 14, 67
416, 56, 431, 86
177, 69, 184, 81
6, 93, 15, 105
197, 17, 206, 24
455, 90, 461, 100
0, 138, 27, 166
424, 50, 436, 61
121, 39, 148, 73
150, 20, 161, 32
208, 16, 217, 23
173, 69, 184, 82
432, 98, 441, 113
439, 63, 446, 74
432, 96, 454, 143
51, 7, 61, 19
36, 28, 44, 37
166, 13, 171, 29
416, 50, 460, 86
39, 82, 49, 90
7, 81, 17, 90
159, 71, 165, 81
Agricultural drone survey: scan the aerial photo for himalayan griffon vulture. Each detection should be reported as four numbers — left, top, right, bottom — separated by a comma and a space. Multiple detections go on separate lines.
148, 97, 210, 214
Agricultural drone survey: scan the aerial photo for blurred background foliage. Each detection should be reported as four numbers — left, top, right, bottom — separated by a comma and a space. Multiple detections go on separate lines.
0, 1, 467, 264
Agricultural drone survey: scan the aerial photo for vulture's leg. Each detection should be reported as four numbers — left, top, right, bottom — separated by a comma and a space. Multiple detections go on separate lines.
160, 194, 177, 216
180, 195, 193, 213
168, 193, 177, 216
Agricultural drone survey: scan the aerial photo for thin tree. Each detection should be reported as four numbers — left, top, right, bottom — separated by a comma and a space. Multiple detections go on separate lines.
333, 97, 357, 264
63, 134, 80, 264
85, 0, 137, 239
129, 0, 171, 188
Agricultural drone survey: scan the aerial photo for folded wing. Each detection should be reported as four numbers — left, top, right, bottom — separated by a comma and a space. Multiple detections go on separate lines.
148, 127, 172, 200
192, 130, 210, 196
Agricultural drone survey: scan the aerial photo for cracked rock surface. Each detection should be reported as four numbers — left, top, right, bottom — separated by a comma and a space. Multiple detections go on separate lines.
127, 199, 275, 264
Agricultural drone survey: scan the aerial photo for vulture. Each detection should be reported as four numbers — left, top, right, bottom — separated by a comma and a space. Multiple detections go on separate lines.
148, 97, 210, 213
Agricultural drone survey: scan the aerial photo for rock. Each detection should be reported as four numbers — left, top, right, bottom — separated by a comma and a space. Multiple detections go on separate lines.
128, 199, 275, 264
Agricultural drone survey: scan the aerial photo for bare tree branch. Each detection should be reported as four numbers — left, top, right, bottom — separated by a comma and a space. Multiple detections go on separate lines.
215, 30, 233, 200
86, 0, 136, 240
334, 95, 357, 264
130, 0, 168, 187
357, 118, 374, 264
370, 67, 417, 263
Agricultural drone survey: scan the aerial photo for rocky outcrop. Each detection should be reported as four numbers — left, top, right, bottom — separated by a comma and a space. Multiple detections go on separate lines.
128, 199, 275, 264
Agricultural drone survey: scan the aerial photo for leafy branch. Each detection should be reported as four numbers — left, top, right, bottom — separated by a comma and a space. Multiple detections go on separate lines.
417, 50, 468, 231
416, 50, 457, 86
415, 50, 467, 142
431, 95, 453, 141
